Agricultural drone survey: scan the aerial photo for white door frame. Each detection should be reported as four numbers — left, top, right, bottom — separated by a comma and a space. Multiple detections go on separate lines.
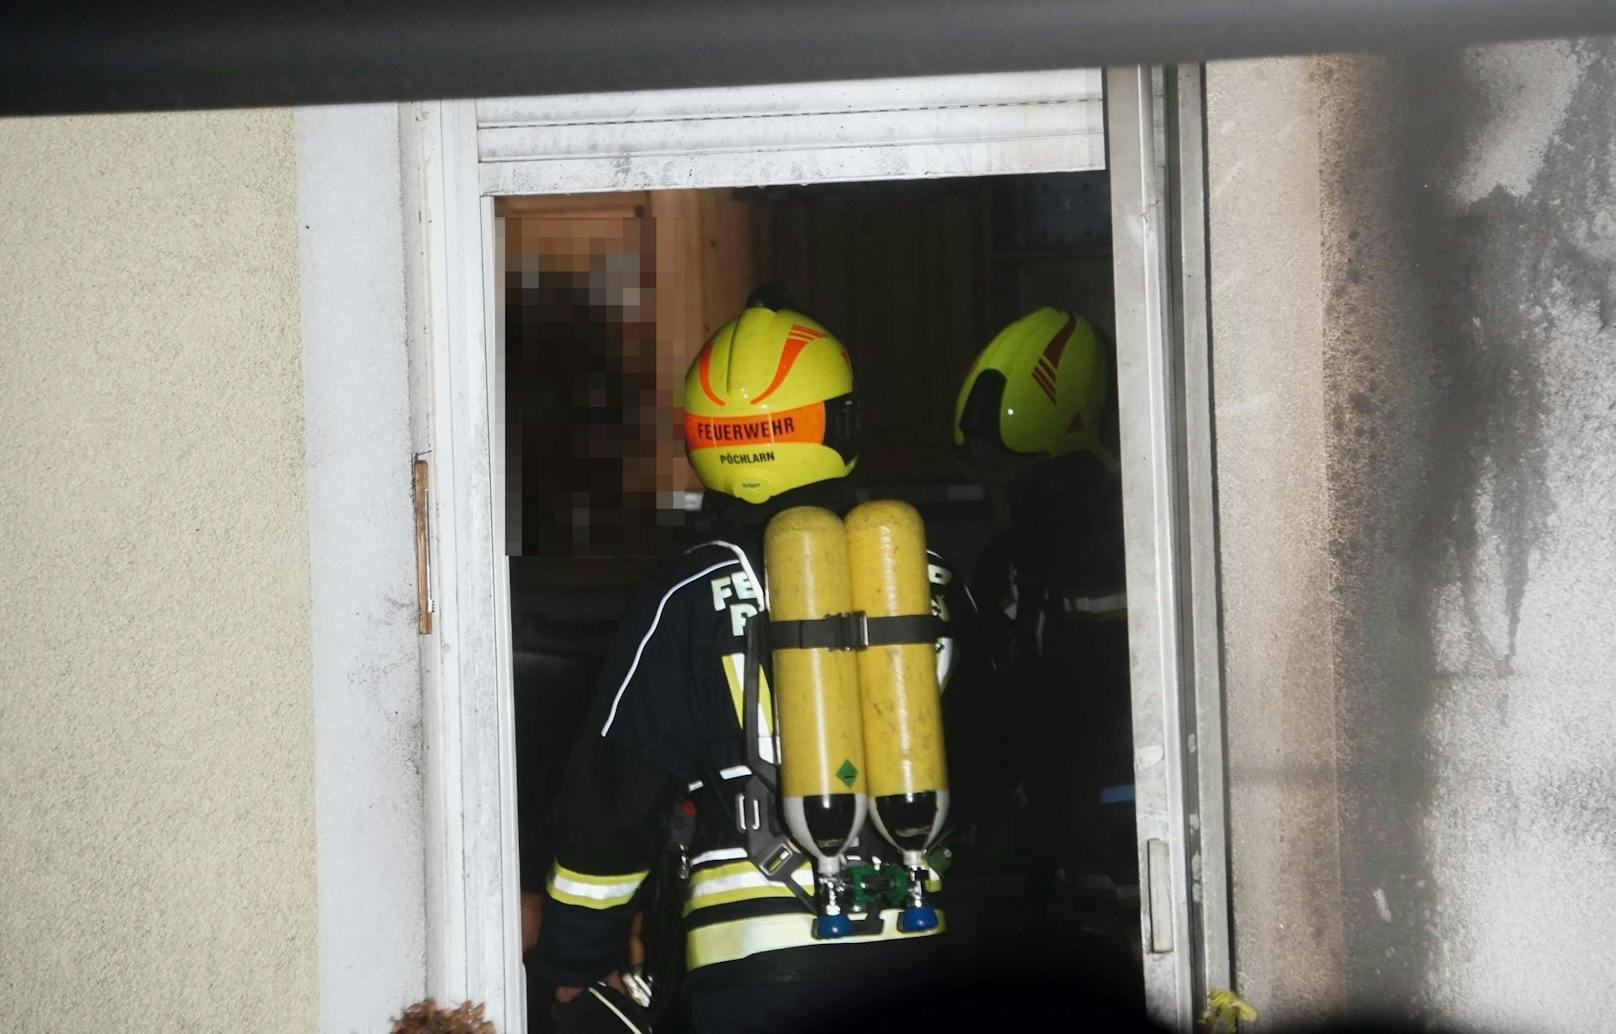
1106, 64, 1232, 1028
403, 68, 1226, 1032
402, 98, 526, 1027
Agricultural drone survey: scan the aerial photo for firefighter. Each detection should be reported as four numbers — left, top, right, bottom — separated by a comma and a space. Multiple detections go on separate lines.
538, 287, 975, 1034
951, 307, 1140, 996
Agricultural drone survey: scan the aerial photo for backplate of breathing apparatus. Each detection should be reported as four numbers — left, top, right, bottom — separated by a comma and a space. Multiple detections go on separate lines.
734, 601, 943, 934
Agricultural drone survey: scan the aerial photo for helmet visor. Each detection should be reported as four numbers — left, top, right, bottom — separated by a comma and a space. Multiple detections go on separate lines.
822, 392, 860, 464
955, 371, 1046, 472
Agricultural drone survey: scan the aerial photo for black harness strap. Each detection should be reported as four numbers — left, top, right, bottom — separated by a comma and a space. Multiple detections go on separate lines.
767, 612, 943, 652
739, 614, 816, 913
741, 616, 778, 794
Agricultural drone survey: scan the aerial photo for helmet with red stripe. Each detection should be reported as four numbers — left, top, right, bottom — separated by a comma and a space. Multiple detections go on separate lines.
953, 307, 1116, 471
682, 290, 859, 503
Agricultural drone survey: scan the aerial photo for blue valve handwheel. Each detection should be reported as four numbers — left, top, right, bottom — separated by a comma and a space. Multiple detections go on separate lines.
899, 906, 939, 933
815, 914, 854, 939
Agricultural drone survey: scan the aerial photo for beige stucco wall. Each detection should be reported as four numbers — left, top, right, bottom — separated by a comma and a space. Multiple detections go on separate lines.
1210, 39, 1616, 1030
0, 110, 318, 1031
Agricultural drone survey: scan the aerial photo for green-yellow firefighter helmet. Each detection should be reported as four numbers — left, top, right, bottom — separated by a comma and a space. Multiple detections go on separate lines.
682, 291, 860, 504
952, 307, 1116, 470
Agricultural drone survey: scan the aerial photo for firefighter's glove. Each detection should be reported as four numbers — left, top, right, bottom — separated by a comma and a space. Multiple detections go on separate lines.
554, 982, 652, 1034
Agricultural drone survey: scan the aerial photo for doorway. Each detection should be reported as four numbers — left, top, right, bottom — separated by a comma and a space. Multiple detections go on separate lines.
408, 65, 1225, 1032
500, 173, 1137, 1032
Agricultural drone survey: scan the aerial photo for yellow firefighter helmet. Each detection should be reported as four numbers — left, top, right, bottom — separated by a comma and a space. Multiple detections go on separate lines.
683, 292, 859, 504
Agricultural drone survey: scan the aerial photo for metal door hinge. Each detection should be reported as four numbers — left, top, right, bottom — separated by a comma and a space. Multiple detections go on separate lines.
413, 457, 435, 635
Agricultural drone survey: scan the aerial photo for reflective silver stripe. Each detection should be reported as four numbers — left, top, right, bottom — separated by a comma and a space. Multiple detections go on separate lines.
586, 987, 646, 1033
549, 873, 644, 901
690, 847, 748, 867
686, 909, 945, 970
1063, 591, 1129, 614
689, 763, 751, 794
691, 765, 752, 793
546, 865, 648, 908
688, 864, 813, 903
601, 558, 738, 735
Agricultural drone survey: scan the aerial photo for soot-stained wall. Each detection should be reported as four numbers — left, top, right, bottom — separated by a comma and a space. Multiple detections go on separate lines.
1210, 39, 1616, 1031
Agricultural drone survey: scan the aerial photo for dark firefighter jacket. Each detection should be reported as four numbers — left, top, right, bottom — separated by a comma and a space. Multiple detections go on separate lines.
968, 448, 1132, 884
536, 499, 979, 993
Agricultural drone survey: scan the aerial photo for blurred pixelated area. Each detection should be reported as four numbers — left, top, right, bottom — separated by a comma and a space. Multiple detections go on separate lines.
502, 197, 669, 562
499, 191, 765, 571
504, 178, 1117, 1031
498, 174, 1113, 578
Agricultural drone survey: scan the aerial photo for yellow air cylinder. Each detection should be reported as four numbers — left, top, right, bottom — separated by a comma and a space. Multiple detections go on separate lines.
847, 500, 948, 807
764, 506, 868, 868
846, 499, 949, 932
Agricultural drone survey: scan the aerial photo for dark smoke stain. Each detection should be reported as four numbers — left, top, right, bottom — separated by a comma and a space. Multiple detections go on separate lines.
1416, 38, 1613, 674
1320, 52, 1449, 1016
1320, 38, 1615, 1018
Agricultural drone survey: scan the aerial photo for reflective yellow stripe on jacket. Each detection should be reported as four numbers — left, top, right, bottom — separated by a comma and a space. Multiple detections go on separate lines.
685, 858, 942, 910
686, 909, 946, 971
684, 860, 815, 915
545, 862, 650, 910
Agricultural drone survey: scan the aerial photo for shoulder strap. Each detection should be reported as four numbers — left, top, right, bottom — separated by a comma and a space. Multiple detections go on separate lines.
738, 612, 816, 912
741, 616, 777, 793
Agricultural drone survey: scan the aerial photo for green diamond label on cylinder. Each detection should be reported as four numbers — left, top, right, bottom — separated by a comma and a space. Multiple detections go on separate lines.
835, 760, 858, 788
